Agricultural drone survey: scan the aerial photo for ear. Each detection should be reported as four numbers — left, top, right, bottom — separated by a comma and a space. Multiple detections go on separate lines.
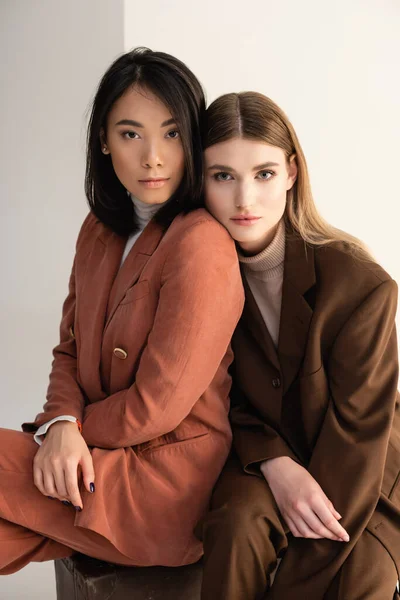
286, 154, 298, 191
100, 128, 110, 155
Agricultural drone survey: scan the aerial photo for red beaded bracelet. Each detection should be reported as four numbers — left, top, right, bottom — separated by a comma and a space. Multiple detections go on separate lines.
76, 419, 82, 433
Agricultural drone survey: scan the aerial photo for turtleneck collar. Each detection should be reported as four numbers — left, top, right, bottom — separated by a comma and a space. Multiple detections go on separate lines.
128, 193, 167, 232
238, 219, 285, 280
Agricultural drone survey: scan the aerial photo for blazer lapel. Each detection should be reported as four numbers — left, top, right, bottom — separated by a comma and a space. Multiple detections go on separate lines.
77, 226, 126, 402
105, 219, 165, 329
241, 273, 280, 372
278, 230, 316, 395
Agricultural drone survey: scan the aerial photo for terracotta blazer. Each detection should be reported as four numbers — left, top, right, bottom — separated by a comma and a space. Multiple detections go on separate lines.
23, 208, 244, 566
231, 230, 400, 595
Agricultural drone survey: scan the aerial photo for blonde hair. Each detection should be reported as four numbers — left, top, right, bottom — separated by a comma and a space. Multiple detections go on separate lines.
203, 92, 372, 260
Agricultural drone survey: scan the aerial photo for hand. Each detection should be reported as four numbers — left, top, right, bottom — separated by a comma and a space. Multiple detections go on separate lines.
33, 421, 94, 510
260, 456, 349, 542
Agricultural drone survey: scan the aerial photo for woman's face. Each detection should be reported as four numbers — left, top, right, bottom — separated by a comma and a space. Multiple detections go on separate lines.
205, 138, 297, 254
103, 86, 185, 205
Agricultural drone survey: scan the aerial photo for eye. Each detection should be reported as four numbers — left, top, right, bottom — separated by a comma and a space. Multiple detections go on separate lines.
122, 131, 140, 140
257, 170, 274, 180
166, 129, 180, 139
213, 172, 233, 182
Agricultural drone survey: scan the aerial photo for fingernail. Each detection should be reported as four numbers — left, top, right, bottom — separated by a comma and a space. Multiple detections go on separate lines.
62, 500, 72, 506
337, 513, 342, 519
343, 534, 350, 542
74, 506, 82, 512
90, 482, 95, 493
47, 496, 55, 500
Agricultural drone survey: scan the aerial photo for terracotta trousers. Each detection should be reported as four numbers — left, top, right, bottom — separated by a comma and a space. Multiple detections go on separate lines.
0, 428, 137, 574
199, 456, 399, 600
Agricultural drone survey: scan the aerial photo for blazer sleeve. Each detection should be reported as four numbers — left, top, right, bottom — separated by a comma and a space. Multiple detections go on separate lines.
21, 214, 94, 433
268, 278, 399, 598
230, 380, 301, 475
81, 219, 244, 449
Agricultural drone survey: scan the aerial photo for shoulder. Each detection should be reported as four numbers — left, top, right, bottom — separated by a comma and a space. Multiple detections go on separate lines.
75, 211, 115, 253
161, 210, 242, 288
165, 208, 237, 251
304, 241, 398, 351
314, 241, 397, 301
76, 211, 103, 247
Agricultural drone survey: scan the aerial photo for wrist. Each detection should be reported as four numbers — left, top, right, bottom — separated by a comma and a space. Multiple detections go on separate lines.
46, 420, 80, 436
260, 456, 293, 481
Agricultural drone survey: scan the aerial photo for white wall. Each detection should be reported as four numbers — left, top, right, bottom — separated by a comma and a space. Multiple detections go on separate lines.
1, 0, 399, 597
125, 0, 400, 330
0, 1, 124, 597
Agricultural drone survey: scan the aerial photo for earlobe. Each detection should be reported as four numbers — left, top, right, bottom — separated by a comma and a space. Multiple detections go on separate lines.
100, 128, 110, 155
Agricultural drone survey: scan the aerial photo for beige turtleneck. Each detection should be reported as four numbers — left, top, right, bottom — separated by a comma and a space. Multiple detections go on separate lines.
238, 219, 286, 347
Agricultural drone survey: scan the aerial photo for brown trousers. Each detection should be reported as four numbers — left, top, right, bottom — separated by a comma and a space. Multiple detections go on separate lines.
199, 457, 399, 600
0, 428, 138, 574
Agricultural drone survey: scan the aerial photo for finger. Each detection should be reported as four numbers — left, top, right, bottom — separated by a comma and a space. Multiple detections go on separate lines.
33, 465, 46, 496
291, 514, 325, 540
285, 515, 324, 539
65, 463, 83, 509
284, 515, 302, 538
80, 452, 95, 494
301, 506, 343, 541
42, 469, 59, 499
326, 499, 342, 520
52, 463, 69, 500
314, 499, 349, 541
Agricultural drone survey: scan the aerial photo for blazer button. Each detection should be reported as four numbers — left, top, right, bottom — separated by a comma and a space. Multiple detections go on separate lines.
272, 377, 281, 389
113, 347, 128, 360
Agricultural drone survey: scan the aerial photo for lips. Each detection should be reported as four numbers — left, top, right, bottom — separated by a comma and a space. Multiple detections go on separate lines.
230, 215, 261, 227
138, 178, 170, 189
231, 215, 260, 221
138, 178, 170, 182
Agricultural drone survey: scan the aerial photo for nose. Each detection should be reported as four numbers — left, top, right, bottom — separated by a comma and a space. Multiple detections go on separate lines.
234, 182, 255, 210
141, 141, 163, 169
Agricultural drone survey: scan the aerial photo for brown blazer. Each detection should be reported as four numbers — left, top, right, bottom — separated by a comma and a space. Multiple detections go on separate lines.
231, 229, 400, 594
23, 209, 244, 566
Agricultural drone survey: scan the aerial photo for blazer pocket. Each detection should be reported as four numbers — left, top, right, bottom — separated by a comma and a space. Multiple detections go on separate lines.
120, 280, 150, 305
382, 441, 400, 502
138, 430, 210, 456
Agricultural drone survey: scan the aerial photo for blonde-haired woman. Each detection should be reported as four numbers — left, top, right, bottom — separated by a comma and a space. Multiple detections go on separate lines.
198, 92, 400, 599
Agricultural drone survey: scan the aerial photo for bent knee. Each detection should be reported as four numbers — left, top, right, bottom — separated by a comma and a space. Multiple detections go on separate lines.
0, 429, 37, 472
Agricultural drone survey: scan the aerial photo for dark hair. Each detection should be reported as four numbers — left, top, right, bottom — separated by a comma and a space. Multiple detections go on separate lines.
85, 47, 206, 236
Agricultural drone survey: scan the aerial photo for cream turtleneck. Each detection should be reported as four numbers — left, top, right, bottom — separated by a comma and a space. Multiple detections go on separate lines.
238, 219, 286, 347
120, 195, 165, 266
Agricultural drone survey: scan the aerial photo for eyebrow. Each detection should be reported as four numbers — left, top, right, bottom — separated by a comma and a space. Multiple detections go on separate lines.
207, 161, 280, 172
114, 118, 177, 128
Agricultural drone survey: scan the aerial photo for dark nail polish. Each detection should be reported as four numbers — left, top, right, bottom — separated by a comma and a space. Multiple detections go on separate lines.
74, 506, 82, 512
90, 482, 95, 493
47, 496, 55, 500
62, 500, 72, 506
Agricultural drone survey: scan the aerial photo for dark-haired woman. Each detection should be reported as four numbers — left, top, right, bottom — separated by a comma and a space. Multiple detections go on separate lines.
198, 92, 400, 599
0, 49, 243, 573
